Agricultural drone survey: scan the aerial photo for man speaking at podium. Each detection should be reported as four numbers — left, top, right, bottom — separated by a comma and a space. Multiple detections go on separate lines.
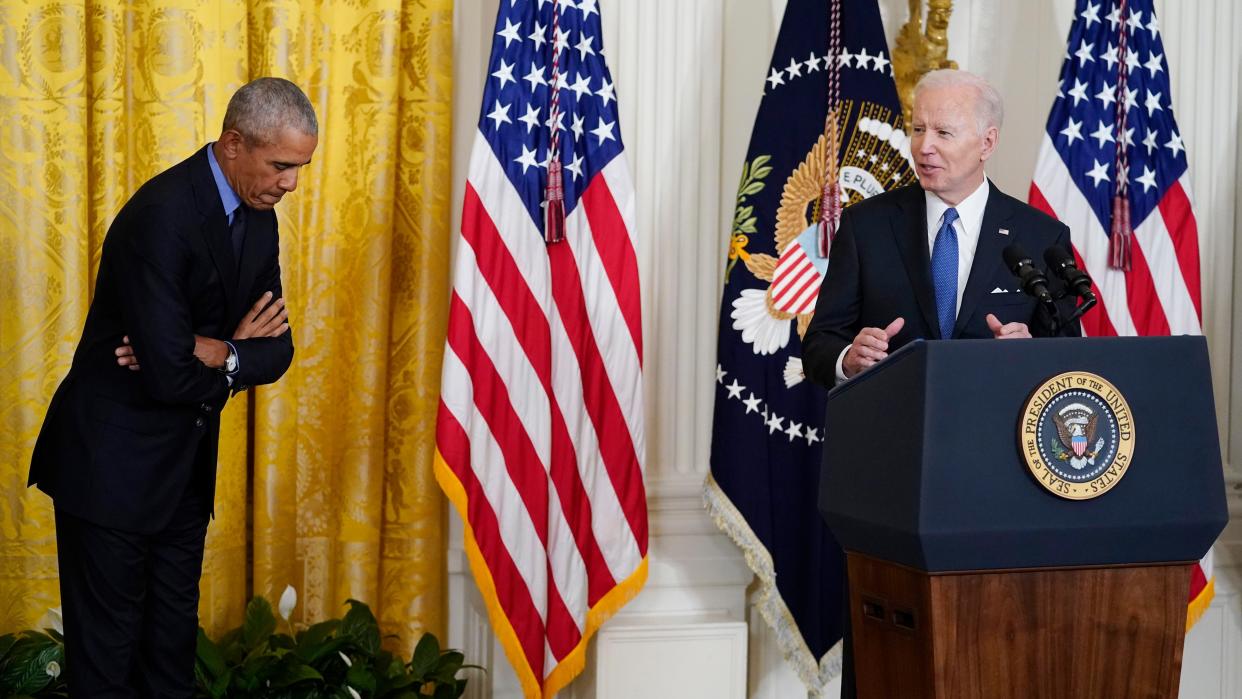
28, 78, 316, 696
801, 69, 1081, 698
803, 69, 1081, 389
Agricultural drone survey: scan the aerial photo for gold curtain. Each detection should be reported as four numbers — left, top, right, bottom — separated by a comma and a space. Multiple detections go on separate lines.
0, 0, 452, 654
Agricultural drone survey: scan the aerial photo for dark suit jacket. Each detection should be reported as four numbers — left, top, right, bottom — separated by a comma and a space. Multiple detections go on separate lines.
803, 181, 1080, 388
29, 145, 294, 533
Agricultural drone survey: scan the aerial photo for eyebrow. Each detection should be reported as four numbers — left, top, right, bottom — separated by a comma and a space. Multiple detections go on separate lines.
273, 158, 312, 168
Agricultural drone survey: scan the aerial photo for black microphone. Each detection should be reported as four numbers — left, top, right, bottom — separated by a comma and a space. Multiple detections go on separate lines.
1043, 245, 1095, 299
1002, 243, 1054, 304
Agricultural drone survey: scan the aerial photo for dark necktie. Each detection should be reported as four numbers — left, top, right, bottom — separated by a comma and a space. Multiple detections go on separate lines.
931, 207, 959, 339
230, 206, 247, 263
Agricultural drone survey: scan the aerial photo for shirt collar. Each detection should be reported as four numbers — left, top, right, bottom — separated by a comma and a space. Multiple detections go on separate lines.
925, 177, 990, 231
206, 143, 243, 221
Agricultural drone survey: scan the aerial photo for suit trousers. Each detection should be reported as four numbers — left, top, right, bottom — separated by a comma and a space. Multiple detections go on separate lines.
55, 483, 210, 698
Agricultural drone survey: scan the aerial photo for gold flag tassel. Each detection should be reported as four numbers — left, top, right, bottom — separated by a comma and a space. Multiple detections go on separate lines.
817, 0, 845, 258
1108, 0, 1133, 271
544, 0, 567, 243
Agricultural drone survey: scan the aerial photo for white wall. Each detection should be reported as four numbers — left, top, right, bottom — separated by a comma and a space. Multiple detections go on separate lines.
449, 1, 1242, 697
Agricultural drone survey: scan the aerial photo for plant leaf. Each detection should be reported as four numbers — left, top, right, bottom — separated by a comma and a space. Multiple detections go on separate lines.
196, 627, 228, 678
242, 596, 278, 650
408, 633, 441, 679
345, 662, 377, 692
340, 600, 380, 657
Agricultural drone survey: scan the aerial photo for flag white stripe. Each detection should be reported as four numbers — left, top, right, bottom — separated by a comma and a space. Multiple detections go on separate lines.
561, 201, 646, 449
601, 156, 639, 251
453, 238, 552, 469
549, 306, 644, 582
1032, 136, 1137, 335
772, 254, 813, 301
440, 347, 549, 620
469, 131, 554, 317
454, 239, 592, 638
1132, 206, 1200, 335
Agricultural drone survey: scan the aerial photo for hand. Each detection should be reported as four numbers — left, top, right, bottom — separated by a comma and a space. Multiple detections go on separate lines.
986, 313, 1032, 339
843, 317, 905, 378
115, 336, 140, 371
233, 291, 289, 340
193, 335, 230, 369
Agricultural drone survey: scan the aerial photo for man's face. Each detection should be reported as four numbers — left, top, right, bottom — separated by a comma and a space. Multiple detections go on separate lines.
218, 127, 317, 210
909, 86, 997, 205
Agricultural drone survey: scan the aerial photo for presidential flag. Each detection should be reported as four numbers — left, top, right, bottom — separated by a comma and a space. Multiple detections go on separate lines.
705, 0, 915, 690
434, 0, 648, 696
1029, 0, 1214, 627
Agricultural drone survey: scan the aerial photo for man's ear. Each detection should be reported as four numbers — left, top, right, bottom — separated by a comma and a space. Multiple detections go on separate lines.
217, 130, 245, 159
979, 125, 999, 163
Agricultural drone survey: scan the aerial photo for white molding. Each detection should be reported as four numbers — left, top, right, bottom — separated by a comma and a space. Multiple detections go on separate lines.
595, 619, 748, 699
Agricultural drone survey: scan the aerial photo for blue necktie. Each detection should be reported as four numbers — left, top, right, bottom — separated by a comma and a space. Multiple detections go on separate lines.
931, 207, 959, 339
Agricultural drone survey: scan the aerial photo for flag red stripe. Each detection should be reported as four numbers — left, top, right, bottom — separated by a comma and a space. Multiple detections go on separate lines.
1122, 241, 1171, 336
773, 259, 813, 302
1157, 181, 1203, 322
1071, 245, 1119, 337
581, 175, 644, 365
1188, 561, 1208, 600
544, 566, 584, 661
548, 243, 649, 552
1029, 182, 1119, 337
436, 402, 547, 673
462, 186, 620, 605
461, 185, 553, 386
446, 294, 550, 544
549, 406, 619, 606
784, 269, 821, 314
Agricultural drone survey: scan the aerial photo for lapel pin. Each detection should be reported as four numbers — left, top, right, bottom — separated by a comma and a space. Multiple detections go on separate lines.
999, 228, 1010, 236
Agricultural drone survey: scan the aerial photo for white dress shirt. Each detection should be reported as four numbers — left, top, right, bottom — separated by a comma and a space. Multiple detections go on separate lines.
833, 178, 992, 382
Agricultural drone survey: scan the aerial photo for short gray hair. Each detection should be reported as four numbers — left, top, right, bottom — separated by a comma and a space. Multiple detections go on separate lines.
914, 69, 1004, 134
222, 77, 318, 146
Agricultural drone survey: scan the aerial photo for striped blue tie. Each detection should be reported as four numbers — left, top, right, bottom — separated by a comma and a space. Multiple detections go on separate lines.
931, 207, 959, 339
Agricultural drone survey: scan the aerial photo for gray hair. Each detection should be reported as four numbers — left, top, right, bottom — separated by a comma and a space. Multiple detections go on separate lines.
222, 77, 318, 146
914, 69, 1004, 135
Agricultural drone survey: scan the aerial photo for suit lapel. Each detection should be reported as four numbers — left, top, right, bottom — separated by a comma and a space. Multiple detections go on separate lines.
891, 187, 941, 337
954, 181, 1014, 337
190, 147, 239, 317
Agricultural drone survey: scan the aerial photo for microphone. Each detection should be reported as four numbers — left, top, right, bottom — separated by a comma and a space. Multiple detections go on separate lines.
1043, 245, 1095, 299
1002, 243, 1054, 304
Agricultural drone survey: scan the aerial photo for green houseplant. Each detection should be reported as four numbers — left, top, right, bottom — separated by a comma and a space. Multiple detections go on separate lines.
0, 592, 477, 698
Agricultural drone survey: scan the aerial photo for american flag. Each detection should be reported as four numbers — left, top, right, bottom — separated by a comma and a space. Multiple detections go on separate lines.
1029, 0, 1212, 627
434, 0, 648, 696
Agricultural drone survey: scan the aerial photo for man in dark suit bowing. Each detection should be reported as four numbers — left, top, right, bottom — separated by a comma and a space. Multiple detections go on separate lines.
801, 69, 1079, 698
29, 77, 316, 696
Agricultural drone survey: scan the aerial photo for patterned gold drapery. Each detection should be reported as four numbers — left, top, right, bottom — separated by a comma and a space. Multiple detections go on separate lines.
0, 0, 452, 654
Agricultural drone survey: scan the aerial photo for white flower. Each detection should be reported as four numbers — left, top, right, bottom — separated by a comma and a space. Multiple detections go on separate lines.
278, 585, 297, 620
347, 687, 362, 699
45, 661, 61, 678
338, 650, 353, 667
42, 607, 63, 634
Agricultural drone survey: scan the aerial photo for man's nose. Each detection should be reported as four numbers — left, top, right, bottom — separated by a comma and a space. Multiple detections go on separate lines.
279, 168, 299, 192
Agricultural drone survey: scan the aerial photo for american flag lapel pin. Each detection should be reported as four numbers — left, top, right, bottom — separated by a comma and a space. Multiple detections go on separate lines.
999, 228, 1010, 236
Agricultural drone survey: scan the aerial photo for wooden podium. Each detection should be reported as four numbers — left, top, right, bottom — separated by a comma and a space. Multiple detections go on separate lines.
820, 338, 1227, 699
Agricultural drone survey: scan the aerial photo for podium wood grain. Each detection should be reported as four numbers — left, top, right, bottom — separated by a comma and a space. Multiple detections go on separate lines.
848, 553, 1192, 699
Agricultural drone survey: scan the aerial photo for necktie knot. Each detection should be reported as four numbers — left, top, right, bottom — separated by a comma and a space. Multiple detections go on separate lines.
941, 207, 959, 228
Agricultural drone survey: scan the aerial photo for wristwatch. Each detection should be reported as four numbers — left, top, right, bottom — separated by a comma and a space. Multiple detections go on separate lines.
223, 345, 238, 374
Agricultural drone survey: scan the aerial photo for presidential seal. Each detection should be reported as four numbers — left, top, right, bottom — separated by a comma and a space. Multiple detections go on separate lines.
1019, 371, 1135, 500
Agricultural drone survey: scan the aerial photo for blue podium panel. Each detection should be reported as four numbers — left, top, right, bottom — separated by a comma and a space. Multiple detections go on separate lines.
820, 337, 1228, 572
